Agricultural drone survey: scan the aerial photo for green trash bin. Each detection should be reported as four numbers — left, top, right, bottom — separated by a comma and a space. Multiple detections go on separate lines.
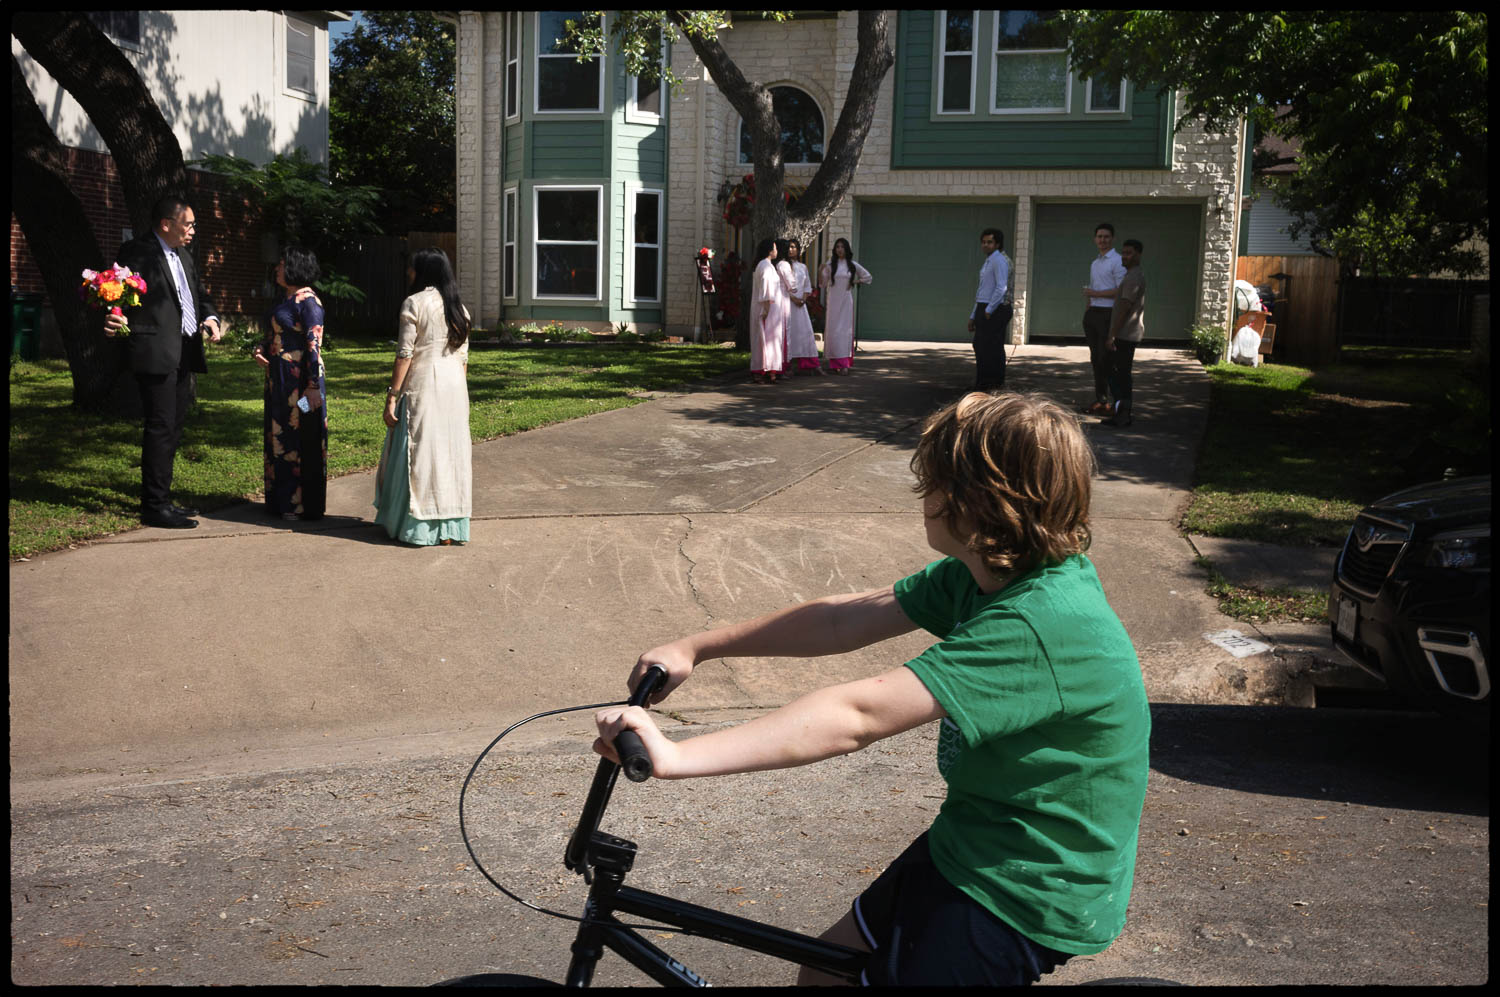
11, 289, 44, 362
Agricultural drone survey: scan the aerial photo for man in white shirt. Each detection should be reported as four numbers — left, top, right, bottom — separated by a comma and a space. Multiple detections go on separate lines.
1080, 222, 1126, 415
968, 227, 1012, 391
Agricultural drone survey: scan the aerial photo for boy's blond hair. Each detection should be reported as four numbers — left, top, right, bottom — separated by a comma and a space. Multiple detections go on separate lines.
910, 392, 1095, 576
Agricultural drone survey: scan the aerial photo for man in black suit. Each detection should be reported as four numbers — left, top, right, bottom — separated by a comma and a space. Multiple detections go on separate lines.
104, 195, 223, 529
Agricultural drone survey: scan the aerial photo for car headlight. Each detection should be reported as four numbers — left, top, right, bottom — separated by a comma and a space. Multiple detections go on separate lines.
1422, 527, 1490, 572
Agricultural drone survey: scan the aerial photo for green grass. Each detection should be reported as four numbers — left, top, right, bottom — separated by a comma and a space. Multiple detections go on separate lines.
1195, 556, 1328, 625
8, 336, 748, 559
1182, 346, 1491, 548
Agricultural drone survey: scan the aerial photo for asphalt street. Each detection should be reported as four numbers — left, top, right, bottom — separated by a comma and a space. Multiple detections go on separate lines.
9, 342, 1488, 985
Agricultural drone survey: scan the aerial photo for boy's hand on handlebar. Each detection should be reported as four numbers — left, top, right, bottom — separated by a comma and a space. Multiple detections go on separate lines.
594, 706, 680, 778
631, 643, 695, 704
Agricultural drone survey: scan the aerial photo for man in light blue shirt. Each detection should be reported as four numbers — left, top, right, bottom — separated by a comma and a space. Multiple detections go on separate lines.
968, 228, 1012, 391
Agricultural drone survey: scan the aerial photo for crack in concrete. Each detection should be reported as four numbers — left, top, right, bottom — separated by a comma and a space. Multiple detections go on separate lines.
675, 514, 747, 702
676, 514, 712, 627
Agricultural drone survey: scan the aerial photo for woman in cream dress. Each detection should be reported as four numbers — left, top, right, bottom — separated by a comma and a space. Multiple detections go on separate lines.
375, 248, 473, 545
818, 238, 872, 374
784, 237, 822, 375
749, 238, 788, 383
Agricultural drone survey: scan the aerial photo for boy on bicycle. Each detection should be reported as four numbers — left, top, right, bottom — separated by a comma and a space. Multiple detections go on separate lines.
595, 391, 1150, 986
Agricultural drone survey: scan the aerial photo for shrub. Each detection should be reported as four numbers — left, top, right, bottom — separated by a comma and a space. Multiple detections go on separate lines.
1190, 323, 1225, 365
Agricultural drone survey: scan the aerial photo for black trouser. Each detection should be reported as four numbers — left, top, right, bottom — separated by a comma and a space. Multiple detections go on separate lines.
1106, 339, 1137, 416
972, 302, 1012, 392
1082, 306, 1113, 402
136, 364, 194, 513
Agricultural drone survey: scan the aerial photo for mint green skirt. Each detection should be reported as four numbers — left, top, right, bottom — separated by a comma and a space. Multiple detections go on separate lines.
374, 398, 470, 546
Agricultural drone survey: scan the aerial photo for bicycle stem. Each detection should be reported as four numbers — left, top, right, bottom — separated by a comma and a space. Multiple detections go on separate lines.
564, 666, 667, 876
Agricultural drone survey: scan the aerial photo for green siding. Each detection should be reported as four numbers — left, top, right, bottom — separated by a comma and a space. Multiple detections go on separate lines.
856, 201, 1017, 342
529, 121, 610, 176
504, 125, 523, 183
1029, 203, 1201, 341
893, 11, 1174, 170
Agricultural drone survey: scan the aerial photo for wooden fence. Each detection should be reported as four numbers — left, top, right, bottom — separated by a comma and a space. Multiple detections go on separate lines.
1236, 255, 1340, 365
321, 231, 457, 337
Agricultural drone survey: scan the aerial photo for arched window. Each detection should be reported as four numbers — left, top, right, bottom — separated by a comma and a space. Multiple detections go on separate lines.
739, 86, 824, 165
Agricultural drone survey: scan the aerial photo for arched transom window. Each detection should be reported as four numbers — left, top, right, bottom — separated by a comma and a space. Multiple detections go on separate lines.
739, 86, 824, 165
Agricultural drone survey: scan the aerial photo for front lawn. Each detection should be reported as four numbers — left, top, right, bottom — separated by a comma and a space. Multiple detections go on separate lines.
1182, 346, 1490, 548
8, 337, 748, 559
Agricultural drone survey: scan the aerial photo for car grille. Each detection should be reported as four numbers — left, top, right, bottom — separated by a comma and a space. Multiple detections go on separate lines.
1336, 514, 1412, 598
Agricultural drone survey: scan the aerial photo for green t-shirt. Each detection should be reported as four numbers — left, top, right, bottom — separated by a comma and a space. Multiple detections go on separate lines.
894, 554, 1150, 955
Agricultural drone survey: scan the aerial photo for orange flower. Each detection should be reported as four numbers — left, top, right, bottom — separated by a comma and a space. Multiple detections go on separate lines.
99, 280, 124, 302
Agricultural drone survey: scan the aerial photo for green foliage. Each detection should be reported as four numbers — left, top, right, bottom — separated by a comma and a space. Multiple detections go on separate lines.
330, 11, 456, 233
192, 149, 383, 301
564, 11, 791, 94
1189, 323, 1226, 365
1059, 11, 1488, 278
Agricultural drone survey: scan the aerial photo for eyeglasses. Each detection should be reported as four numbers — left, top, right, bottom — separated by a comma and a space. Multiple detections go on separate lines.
180, 221, 198, 230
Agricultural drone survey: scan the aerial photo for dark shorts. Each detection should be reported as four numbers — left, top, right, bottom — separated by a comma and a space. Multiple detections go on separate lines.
852, 832, 1070, 987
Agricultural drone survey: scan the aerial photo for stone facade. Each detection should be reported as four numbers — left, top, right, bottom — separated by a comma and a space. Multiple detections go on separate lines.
454, 11, 506, 330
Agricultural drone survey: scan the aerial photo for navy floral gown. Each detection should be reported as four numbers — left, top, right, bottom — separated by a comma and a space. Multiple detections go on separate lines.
262, 288, 328, 518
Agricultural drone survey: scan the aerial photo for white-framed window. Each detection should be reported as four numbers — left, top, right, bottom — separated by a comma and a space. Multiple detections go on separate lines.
533, 185, 602, 300
739, 85, 825, 164
626, 186, 663, 304
1086, 75, 1126, 113
937, 10, 975, 115
505, 11, 522, 121
503, 187, 519, 301
991, 9, 1069, 114
625, 33, 664, 124
284, 14, 318, 100
535, 11, 604, 114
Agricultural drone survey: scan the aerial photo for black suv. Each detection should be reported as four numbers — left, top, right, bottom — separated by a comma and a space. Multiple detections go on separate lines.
1329, 476, 1490, 721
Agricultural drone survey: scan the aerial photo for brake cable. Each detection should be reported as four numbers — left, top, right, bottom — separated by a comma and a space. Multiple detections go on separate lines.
457, 700, 687, 932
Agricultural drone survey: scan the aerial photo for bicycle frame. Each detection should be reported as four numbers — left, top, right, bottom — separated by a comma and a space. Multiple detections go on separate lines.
556, 667, 867, 987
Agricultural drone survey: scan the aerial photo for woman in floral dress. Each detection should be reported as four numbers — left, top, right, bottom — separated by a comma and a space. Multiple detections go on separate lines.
252, 246, 327, 520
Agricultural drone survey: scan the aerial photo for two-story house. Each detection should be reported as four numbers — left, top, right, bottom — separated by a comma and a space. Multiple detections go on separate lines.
11, 10, 350, 336
455, 10, 1250, 343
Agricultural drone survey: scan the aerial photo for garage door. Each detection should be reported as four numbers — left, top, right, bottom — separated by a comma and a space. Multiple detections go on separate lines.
1029, 203, 1201, 340
855, 201, 1017, 342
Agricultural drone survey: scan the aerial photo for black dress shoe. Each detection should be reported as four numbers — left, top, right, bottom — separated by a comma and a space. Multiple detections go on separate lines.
142, 506, 198, 529
170, 502, 201, 518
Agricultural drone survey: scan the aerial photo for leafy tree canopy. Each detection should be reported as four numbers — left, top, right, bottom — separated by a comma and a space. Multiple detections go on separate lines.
330, 11, 456, 233
1060, 11, 1488, 277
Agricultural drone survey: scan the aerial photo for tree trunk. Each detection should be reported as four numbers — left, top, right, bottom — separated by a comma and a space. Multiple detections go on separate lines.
670, 11, 895, 347
10, 54, 127, 411
11, 13, 190, 236
12, 13, 193, 411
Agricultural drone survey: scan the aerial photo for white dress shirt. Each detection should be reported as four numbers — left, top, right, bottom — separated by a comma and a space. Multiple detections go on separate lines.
1088, 249, 1127, 308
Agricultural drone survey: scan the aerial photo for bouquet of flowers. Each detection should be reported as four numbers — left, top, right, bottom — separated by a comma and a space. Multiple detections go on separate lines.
697, 247, 714, 259
80, 263, 147, 336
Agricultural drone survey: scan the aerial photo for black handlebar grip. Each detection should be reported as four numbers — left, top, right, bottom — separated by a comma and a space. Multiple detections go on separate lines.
615, 728, 652, 782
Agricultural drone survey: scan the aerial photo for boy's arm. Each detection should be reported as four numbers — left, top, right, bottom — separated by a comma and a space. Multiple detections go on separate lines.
596, 666, 944, 778
629, 586, 919, 703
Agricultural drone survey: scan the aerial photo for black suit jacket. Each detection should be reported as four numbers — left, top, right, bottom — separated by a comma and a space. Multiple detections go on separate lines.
114, 235, 219, 376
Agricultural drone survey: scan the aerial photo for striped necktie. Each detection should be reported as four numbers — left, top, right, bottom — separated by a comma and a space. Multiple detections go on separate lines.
168, 249, 196, 337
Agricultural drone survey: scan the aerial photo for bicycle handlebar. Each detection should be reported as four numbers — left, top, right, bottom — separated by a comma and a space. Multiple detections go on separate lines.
564, 665, 668, 874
